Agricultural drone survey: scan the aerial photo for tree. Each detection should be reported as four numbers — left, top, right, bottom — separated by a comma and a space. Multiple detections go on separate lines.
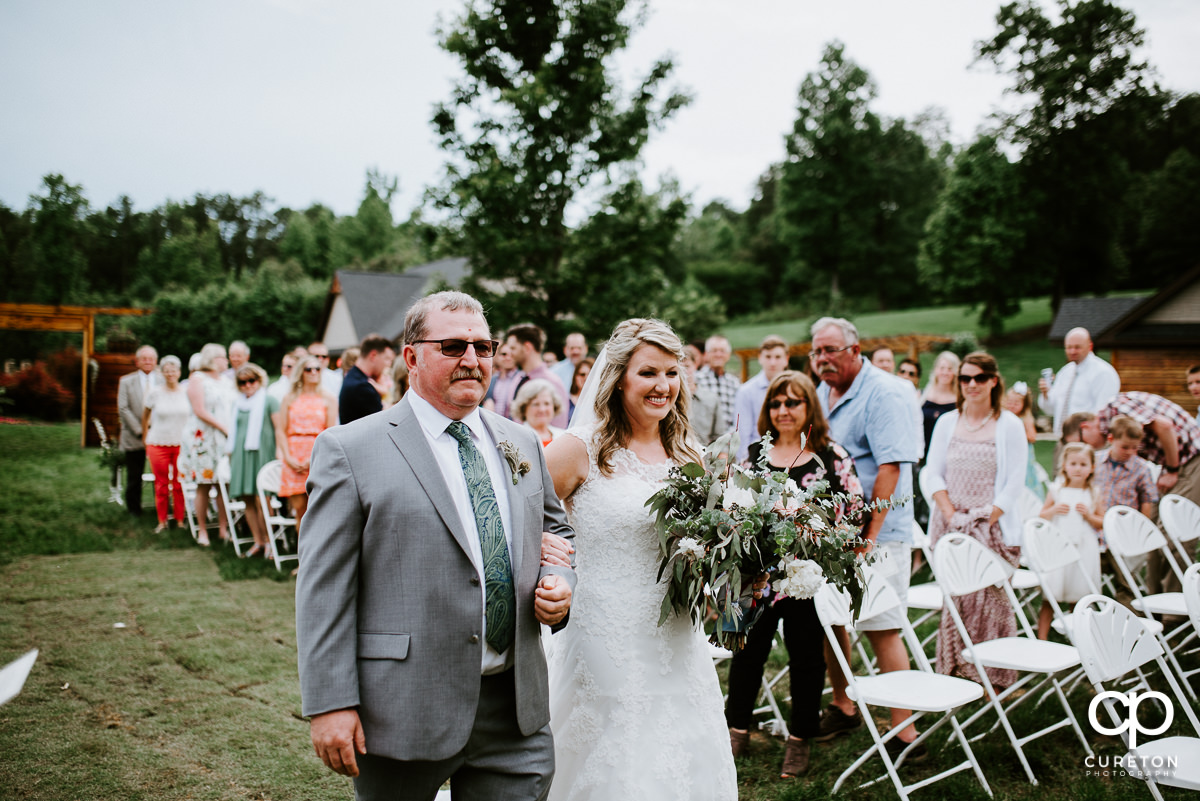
20, 175, 91, 304
776, 42, 941, 307
918, 137, 1036, 335
430, 0, 689, 336
977, 0, 1160, 307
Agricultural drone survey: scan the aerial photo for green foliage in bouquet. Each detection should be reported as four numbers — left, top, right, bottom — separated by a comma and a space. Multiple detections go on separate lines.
648, 430, 883, 651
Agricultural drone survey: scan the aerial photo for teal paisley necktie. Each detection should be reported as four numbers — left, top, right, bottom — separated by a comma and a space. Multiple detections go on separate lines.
446, 421, 515, 652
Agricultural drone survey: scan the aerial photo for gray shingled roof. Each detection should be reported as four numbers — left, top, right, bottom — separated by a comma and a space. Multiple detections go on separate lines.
332, 258, 472, 343
1047, 295, 1150, 342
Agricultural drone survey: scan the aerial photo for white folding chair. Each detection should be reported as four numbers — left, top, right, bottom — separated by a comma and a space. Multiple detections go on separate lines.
1103, 505, 1197, 699
1017, 487, 1044, 523
907, 522, 942, 660
814, 570, 992, 800
256, 460, 298, 571
931, 533, 1092, 785
1181, 563, 1200, 687
1159, 493, 1200, 568
1072, 594, 1200, 800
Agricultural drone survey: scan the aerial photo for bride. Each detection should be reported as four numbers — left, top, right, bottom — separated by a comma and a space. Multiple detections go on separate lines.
542, 319, 737, 801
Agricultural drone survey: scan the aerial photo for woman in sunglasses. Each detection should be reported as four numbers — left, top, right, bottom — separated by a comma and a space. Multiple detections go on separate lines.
725, 370, 865, 778
923, 351, 1027, 688
227, 363, 279, 557
276, 355, 338, 532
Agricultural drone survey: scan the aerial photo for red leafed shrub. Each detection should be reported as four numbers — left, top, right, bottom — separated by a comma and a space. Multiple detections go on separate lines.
0, 362, 75, 421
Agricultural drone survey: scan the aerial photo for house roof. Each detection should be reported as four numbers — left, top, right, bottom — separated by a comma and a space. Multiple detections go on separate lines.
1047, 296, 1149, 342
1095, 264, 1200, 347
323, 257, 471, 347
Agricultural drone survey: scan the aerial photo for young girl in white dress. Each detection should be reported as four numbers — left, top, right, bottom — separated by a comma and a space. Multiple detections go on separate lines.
1035, 442, 1104, 639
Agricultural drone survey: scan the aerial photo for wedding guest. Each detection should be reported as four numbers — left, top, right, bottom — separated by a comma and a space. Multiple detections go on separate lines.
1035, 442, 1102, 639
898, 358, 921, 389
732, 335, 789, 461
268, 350, 300, 402
552, 331, 589, 388
142, 355, 188, 533
870, 347, 895, 373
568, 357, 594, 421
725, 371, 864, 776
924, 352, 1027, 688
514, 379, 565, 447
921, 351, 960, 456
695, 334, 740, 433
276, 355, 337, 532
683, 347, 721, 446
1003, 381, 1044, 498
505, 323, 569, 428
388, 360, 409, 406
307, 341, 342, 397
117, 344, 160, 517
227, 364, 279, 558
223, 340, 250, 381
484, 340, 522, 418
339, 335, 396, 425
179, 343, 231, 546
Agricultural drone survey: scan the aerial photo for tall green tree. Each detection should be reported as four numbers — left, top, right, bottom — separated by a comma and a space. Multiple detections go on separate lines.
776, 42, 941, 307
977, 0, 1159, 307
430, 0, 689, 336
918, 136, 1036, 335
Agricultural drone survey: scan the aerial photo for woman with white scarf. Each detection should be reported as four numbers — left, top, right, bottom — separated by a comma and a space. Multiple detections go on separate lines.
226, 363, 280, 558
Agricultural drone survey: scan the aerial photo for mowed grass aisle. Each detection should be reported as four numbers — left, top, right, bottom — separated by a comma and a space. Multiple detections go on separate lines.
0, 422, 1190, 800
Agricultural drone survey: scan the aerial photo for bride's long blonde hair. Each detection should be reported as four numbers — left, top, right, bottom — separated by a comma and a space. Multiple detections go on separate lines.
590, 318, 700, 475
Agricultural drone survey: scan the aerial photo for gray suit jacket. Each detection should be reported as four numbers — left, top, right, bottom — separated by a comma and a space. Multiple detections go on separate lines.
295, 396, 576, 762
117, 370, 160, 451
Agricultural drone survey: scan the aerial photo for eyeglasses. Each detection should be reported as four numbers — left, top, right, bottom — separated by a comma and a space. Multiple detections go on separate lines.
237, 378, 259, 386
899, 368, 919, 378
811, 345, 855, 359
958, 373, 996, 385
303, 366, 322, 374
311, 353, 329, 360
768, 398, 806, 410
412, 339, 499, 358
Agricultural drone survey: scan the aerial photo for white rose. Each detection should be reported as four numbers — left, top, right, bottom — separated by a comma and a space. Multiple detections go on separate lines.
775, 558, 825, 599
675, 537, 706, 561
722, 484, 756, 510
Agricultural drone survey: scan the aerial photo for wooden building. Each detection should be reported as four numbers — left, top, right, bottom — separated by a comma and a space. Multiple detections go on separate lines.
1049, 266, 1200, 412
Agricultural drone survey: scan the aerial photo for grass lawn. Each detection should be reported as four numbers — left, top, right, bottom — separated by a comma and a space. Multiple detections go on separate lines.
1, 422, 1192, 800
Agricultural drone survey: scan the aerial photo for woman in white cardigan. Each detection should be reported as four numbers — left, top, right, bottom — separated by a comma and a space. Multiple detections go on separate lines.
923, 351, 1027, 688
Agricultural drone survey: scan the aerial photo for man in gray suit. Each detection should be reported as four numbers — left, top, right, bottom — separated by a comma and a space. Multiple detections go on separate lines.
296, 291, 576, 801
116, 345, 160, 516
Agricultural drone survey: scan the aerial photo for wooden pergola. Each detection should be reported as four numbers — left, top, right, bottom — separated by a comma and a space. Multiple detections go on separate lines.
0, 303, 152, 446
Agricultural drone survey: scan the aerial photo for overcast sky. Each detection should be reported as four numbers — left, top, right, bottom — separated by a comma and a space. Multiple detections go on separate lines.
2, 0, 1197, 219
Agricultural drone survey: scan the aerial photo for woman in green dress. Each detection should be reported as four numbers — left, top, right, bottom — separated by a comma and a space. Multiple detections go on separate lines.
227, 363, 280, 558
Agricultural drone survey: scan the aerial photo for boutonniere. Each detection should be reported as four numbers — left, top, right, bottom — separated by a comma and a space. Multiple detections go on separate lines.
498, 440, 532, 485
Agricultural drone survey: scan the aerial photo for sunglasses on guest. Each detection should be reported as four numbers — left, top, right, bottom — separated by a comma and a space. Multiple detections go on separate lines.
412, 339, 499, 358
768, 398, 806, 410
958, 373, 995, 385
237, 377, 260, 386
899, 367, 919, 378
304, 366, 322, 373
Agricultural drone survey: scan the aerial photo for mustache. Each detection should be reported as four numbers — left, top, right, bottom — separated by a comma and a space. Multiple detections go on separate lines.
450, 368, 485, 382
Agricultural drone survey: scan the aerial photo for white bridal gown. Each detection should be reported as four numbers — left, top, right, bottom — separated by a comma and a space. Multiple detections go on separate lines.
546, 423, 737, 801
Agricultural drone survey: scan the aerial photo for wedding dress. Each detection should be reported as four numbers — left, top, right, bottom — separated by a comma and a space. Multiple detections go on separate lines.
546, 422, 738, 801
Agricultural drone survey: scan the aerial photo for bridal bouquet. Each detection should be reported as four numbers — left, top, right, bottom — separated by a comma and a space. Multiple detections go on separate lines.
648, 431, 873, 651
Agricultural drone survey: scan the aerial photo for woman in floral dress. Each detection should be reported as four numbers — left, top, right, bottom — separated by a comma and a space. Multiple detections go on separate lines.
924, 352, 1028, 688
276, 355, 337, 532
179, 343, 231, 546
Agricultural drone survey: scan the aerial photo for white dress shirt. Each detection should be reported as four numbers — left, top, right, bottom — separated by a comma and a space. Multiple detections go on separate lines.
1039, 352, 1121, 436
408, 391, 515, 673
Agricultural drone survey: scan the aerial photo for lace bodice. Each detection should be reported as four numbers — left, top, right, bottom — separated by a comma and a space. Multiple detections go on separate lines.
546, 423, 737, 801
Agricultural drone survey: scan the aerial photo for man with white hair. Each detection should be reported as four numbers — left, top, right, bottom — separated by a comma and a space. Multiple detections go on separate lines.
1038, 327, 1121, 438
695, 334, 741, 433
551, 332, 588, 388
117, 345, 161, 516
223, 340, 250, 381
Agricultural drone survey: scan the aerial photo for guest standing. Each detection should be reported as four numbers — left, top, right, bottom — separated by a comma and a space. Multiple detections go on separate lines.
179, 343, 231, 546
276, 355, 337, 531
142, 355, 188, 533
924, 352, 1027, 688
920, 351, 960, 455
227, 364, 279, 558
725, 371, 864, 777
567, 357, 593, 421
513, 379, 565, 447
117, 345, 160, 516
